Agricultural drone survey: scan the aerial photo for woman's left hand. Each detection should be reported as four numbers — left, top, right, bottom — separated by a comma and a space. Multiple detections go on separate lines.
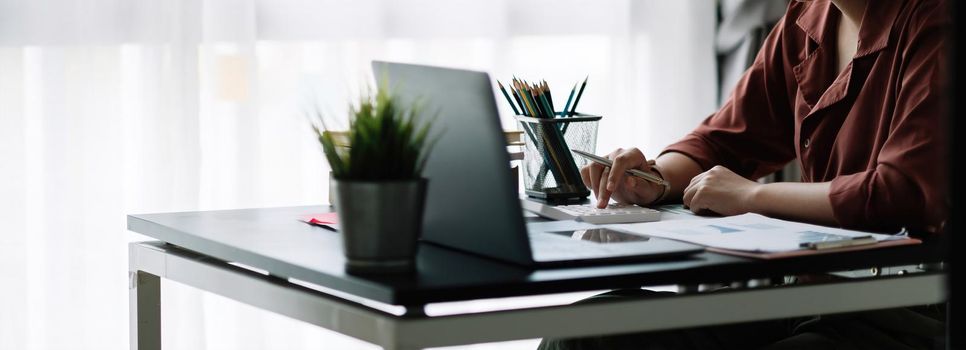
682, 166, 761, 216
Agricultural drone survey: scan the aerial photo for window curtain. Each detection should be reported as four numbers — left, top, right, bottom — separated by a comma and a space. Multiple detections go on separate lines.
0, 1, 716, 349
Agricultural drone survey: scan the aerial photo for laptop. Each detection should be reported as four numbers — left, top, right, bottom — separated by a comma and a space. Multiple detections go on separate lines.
372, 61, 703, 267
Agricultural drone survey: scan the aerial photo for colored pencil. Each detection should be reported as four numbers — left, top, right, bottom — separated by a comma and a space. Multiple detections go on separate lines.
542, 80, 554, 112
558, 83, 577, 119
567, 76, 588, 117
497, 80, 520, 115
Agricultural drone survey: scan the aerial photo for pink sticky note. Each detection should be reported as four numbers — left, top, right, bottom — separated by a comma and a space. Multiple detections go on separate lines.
300, 212, 339, 225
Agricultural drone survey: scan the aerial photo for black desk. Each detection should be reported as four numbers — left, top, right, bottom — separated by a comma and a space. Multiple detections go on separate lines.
127, 206, 946, 350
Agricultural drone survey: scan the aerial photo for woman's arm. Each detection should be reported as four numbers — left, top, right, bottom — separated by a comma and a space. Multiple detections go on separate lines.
651, 152, 704, 202
753, 181, 835, 225
593, 149, 838, 225
681, 165, 835, 224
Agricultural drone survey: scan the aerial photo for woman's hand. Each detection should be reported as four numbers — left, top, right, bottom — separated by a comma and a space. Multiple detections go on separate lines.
682, 165, 761, 216
579, 148, 664, 208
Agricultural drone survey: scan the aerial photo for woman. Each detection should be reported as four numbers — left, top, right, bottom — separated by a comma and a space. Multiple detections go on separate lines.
543, 0, 948, 348
586, 0, 947, 233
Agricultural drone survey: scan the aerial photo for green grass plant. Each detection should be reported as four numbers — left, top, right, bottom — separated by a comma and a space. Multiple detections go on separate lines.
310, 86, 437, 181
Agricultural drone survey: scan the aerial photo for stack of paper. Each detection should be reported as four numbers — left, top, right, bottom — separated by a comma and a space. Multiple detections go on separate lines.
610, 213, 918, 259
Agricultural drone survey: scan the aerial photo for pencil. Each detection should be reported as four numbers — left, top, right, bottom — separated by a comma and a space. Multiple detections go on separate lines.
512, 80, 526, 115
536, 81, 581, 184
501, 81, 541, 146
497, 81, 521, 115
542, 80, 554, 111
567, 76, 588, 117
522, 83, 543, 118
559, 83, 577, 119
519, 82, 539, 117
538, 88, 554, 119
527, 83, 543, 117
520, 79, 573, 183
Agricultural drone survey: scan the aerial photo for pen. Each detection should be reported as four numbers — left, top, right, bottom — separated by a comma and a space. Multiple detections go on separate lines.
799, 235, 876, 250
571, 149, 668, 186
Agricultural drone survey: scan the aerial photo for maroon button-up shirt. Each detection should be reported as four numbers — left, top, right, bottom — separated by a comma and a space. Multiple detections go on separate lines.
662, 0, 948, 232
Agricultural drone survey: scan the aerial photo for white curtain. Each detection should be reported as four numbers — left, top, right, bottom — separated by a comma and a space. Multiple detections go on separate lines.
0, 1, 716, 349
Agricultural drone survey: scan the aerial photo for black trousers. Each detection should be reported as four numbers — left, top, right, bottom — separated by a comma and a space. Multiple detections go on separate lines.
537, 289, 946, 350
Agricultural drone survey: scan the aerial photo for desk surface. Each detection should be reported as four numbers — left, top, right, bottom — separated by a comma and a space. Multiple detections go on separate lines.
127, 206, 944, 305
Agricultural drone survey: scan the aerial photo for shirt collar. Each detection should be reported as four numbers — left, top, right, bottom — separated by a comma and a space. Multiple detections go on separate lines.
795, 0, 902, 58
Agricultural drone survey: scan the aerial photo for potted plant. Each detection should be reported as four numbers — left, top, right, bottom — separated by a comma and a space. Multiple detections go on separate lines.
310, 86, 437, 274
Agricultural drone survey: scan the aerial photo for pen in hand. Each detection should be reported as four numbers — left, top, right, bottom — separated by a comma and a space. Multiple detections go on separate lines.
571, 149, 668, 186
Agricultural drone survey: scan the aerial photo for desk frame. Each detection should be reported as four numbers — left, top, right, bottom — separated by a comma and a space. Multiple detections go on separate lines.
129, 241, 946, 350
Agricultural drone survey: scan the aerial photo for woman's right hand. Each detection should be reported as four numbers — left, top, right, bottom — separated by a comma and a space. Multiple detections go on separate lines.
579, 148, 664, 208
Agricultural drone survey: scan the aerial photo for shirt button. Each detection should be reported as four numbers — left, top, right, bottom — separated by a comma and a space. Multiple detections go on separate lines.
802, 138, 810, 149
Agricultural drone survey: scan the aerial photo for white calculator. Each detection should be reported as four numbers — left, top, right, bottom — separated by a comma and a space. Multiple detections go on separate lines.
521, 200, 662, 224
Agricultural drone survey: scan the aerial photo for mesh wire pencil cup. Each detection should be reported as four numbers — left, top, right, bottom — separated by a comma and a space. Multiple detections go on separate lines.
515, 113, 601, 201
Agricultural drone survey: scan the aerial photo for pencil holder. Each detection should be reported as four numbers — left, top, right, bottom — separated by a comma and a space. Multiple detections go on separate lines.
515, 113, 601, 202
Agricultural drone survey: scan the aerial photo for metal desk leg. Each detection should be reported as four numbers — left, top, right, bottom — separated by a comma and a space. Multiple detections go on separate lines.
130, 270, 161, 350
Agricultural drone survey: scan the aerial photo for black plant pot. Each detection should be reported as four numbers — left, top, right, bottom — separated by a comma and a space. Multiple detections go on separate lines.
332, 178, 427, 274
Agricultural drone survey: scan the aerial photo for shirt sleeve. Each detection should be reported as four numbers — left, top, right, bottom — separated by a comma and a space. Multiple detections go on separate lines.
828, 2, 949, 232
661, 13, 797, 180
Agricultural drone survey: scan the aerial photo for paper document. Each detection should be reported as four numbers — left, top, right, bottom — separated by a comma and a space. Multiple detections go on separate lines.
610, 213, 911, 254
652, 204, 707, 221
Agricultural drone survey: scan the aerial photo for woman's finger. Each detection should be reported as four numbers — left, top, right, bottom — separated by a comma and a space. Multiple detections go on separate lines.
607, 149, 643, 192
588, 163, 604, 194
579, 165, 592, 188
597, 167, 612, 208
682, 180, 699, 208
